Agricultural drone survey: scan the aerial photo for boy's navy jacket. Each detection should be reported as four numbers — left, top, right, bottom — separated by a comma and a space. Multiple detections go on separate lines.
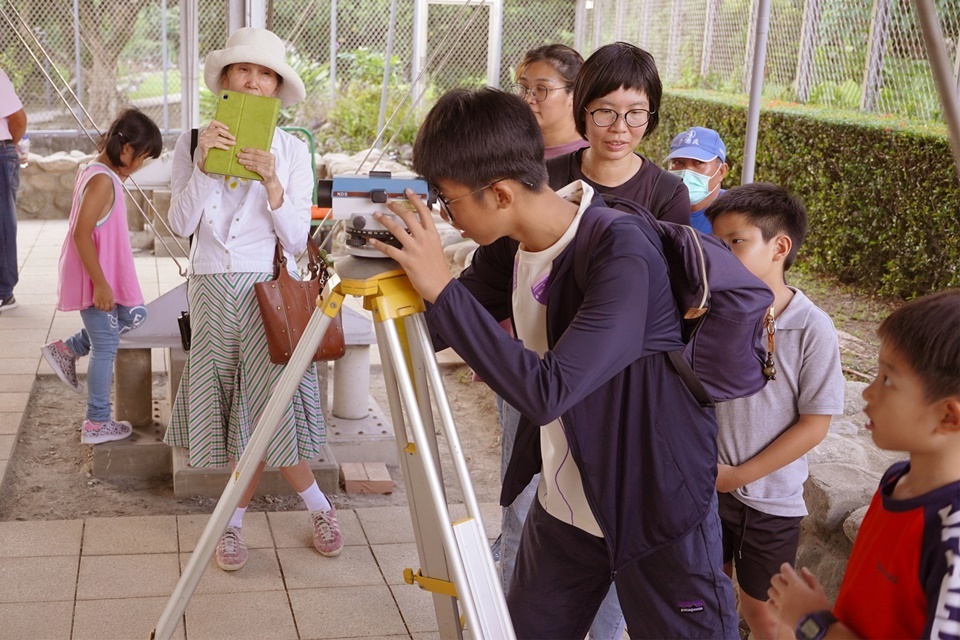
425, 203, 719, 570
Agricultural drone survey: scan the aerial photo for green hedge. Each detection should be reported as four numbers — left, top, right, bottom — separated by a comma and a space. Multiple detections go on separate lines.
644, 90, 960, 298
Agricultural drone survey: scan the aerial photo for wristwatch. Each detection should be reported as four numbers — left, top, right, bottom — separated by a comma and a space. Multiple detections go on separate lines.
795, 610, 838, 640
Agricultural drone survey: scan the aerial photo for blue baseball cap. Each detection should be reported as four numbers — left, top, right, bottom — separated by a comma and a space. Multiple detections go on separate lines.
665, 127, 727, 163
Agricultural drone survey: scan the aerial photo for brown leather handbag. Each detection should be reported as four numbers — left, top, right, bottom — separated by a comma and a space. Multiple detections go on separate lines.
253, 236, 345, 365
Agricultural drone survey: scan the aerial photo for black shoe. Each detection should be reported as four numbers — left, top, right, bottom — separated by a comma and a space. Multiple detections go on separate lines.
0, 295, 16, 312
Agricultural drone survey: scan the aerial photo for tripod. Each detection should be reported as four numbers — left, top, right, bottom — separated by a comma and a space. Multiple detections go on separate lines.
152, 256, 514, 640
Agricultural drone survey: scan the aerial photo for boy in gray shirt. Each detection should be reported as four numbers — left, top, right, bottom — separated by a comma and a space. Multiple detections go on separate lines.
705, 183, 844, 640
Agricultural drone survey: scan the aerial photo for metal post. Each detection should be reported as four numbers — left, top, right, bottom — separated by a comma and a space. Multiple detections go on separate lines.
639, 0, 652, 51
330, 0, 338, 106
73, 0, 82, 130
861, 0, 891, 112
742, 0, 771, 185
700, 0, 720, 80
574, 0, 587, 53
180, 0, 200, 130
593, 0, 603, 53
614, 0, 625, 42
913, 0, 960, 182
743, 0, 758, 93
487, 0, 503, 88
667, 0, 683, 84
161, 0, 169, 131
794, 0, 820, 103
377, 0, 399, 142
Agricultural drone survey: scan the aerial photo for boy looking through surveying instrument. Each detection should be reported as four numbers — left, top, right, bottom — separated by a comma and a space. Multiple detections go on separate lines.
367, 87, 737, 639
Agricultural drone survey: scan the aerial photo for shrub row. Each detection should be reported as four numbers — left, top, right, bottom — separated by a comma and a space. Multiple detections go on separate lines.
645, 90, 960, 298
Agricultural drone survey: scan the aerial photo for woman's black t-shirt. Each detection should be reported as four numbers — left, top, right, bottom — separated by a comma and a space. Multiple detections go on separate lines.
546, 149, 691, 225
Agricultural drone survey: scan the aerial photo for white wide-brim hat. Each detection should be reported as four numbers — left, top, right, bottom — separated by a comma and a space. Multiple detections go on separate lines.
203, 27, 306, 108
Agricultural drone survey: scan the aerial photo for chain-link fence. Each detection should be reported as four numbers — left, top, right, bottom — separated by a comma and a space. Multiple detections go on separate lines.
1, 0, 957, 147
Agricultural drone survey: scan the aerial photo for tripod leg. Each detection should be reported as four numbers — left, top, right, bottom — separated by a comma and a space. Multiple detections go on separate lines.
405, 313, 514, 639
376, 318, 463, 638
152, 296, 342, 640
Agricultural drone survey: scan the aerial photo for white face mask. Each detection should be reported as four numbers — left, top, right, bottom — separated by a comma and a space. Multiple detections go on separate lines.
670, 164, 722, 206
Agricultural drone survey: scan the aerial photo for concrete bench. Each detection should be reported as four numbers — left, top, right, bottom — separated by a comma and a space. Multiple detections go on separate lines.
104, 283, 390, 497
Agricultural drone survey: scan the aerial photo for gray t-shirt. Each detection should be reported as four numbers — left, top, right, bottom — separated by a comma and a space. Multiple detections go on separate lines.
716, 288, 845, 517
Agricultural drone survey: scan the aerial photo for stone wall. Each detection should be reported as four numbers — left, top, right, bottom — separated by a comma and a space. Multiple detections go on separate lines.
16, 151, 94, 220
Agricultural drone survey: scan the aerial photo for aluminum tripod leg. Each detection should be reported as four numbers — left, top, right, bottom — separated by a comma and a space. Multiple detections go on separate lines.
151, 292, 344, 640
356, 262, 513, 639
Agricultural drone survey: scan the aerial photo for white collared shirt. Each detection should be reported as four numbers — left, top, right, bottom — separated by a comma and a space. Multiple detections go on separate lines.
168, 127, 313, 275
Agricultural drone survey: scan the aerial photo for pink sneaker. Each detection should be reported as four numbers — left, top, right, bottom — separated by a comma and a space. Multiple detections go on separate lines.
41, 340, 83, 394
311, 507, 344, 557
80, 419, 132, 445
216, 526, 249, 571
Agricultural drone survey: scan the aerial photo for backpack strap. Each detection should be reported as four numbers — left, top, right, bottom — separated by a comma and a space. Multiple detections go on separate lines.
667, 350, 713, 407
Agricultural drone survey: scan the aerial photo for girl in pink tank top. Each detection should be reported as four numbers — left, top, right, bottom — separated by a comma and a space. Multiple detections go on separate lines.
40, 109, 162, 445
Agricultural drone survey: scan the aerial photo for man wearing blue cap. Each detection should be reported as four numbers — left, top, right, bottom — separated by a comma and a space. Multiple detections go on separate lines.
666, 126, 729, 233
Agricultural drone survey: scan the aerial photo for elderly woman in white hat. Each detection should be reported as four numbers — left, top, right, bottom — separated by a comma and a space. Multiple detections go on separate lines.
165, 27, 342, 571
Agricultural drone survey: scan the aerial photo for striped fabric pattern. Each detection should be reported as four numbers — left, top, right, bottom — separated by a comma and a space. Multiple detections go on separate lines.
165, 272, 325, 468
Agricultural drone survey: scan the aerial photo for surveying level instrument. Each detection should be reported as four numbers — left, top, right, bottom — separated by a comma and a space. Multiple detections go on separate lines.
152, 256, 515, 640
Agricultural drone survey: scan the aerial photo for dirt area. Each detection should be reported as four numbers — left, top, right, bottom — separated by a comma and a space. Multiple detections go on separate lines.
0, 266, 895, 523
0, 362, 500, 522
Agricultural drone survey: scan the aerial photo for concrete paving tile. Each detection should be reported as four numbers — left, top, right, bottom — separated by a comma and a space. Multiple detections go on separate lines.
0, 411, 22, 434
184, 590, 298, 640
357, 506, 416, 544
279, 545, 384, 589
371, 542, 421, 586
290, 585, 407, 639
77, 553, 180, 600
177, 512, 272, 552
179, 548, 284, 595
0, 556, 80, 602
413, 633, 443, 640
0, 374, 37, 392
0, 359, 38, 375
0, 434, 14, 460
0, 460, 7, 484
0, 329, 48, 346
74, 595, 185, 640
0, 519, 83, 557
0, 600, 73, 640
268, 508, 366, 549
83, 515, 178, 555
0, 392, 30, 413
390, 583, 441, 633
0, 313, 53, 330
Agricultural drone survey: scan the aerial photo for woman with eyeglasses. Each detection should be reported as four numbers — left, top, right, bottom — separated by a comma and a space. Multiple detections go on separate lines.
546, 41, 690, 226
510, 44, 589, 160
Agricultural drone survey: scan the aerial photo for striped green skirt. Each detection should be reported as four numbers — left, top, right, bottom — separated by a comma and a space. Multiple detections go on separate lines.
165, 272, 326, 468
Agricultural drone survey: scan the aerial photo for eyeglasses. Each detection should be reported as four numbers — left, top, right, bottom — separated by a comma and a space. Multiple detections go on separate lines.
432, 178, 507, 224
586, 107, 654, 128
510, 83, 571, 103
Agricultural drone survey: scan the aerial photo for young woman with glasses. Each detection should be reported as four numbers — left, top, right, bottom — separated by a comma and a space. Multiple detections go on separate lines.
510, 44, 589, 160
546, 41, 691, 226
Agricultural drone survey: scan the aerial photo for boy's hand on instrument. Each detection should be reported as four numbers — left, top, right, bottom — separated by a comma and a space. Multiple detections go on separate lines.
368, 189, 453, 303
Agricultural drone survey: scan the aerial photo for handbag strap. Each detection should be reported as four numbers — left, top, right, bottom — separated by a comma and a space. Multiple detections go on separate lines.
272, 241, 286, 279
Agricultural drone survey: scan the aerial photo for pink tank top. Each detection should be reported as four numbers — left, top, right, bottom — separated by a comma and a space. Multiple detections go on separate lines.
57, 162, 144, 312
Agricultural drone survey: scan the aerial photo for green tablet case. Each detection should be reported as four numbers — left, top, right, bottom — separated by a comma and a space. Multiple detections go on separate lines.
205, 90, 281, 181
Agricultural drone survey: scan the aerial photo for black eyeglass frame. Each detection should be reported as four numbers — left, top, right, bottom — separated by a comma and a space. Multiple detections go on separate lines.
432, 178, 507, 224
585, 107, 655, 128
